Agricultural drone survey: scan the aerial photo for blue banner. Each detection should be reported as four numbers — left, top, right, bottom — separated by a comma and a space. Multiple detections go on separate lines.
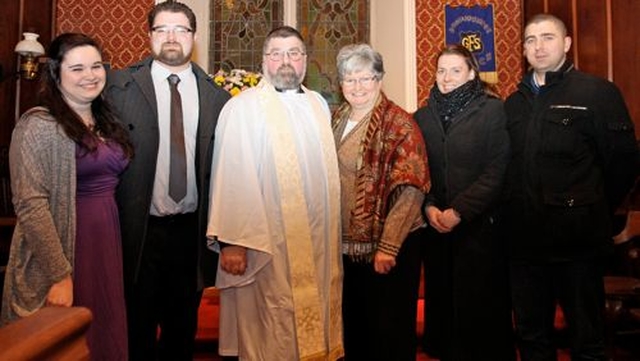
445, 5, 497, 82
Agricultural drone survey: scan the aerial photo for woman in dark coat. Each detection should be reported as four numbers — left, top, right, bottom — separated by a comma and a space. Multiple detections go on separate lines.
414, 44, 515, 361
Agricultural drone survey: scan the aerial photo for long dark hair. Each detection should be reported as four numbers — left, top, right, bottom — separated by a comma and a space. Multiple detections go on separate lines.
40, 33, 133, 158
436, 44, 500, 98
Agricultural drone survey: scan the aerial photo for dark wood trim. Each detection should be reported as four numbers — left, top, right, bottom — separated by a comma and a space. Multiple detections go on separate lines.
0, 307, 92, 361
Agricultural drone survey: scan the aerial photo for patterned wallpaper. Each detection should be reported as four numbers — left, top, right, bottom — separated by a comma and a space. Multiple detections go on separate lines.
54, 0, 523, 100
56, 0, 154, 69
416, 0, 523, 104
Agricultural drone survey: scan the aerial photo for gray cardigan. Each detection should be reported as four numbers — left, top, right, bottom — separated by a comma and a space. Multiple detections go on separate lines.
1, 107, 76, 324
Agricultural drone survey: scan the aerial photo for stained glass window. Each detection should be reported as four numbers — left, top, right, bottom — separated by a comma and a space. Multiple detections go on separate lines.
209, 0, 369, 107
209, 0, 284, 73
297, 0, 369, 106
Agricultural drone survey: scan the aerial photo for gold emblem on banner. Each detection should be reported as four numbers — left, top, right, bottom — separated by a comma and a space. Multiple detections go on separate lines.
461, 32, 483, 52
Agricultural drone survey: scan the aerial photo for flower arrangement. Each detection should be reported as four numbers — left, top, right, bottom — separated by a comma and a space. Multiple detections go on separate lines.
212, 68, 262, 96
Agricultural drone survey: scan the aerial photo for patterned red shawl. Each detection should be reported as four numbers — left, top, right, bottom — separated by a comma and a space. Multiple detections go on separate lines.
332, 92, 431, 244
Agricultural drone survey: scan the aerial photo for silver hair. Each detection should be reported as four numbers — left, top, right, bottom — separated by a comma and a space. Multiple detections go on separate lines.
336, 43, 385, 82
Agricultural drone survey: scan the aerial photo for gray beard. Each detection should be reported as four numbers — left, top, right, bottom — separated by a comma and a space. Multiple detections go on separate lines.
269, 64, 303, 90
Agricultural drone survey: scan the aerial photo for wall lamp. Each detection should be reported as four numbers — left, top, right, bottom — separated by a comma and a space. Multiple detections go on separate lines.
14, 32, 45, 80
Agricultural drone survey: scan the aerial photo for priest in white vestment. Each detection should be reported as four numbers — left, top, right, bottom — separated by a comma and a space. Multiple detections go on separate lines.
206, 26, 343, 361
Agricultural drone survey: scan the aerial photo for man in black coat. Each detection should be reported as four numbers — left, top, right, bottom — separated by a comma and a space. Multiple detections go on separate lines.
503, 13, 638, 361
104, 1, 230, 360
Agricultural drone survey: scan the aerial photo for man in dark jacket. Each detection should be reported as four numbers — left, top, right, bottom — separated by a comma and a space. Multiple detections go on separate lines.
104, 1, 230, 360
503, 13, 638, 361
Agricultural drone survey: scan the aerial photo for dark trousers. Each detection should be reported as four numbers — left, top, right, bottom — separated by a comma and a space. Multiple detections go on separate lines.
510, 258, 607, 361
342, 232, 422, 361
421, 223, 515, 361
127, 213, 202, 361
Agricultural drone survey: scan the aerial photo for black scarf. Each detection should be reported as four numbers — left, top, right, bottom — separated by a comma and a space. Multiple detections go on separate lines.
430, 78, 484, 130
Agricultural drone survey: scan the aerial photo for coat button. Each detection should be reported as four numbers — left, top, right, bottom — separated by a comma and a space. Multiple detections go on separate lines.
566, 198, 575, 207
561, 118, 570, 126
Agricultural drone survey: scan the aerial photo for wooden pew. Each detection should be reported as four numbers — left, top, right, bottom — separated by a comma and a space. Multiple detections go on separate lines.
0, 306, 92, 360
614, 210, 640, 245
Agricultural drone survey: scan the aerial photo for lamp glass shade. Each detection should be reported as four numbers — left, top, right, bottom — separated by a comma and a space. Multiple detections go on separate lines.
15, 32, 45, 56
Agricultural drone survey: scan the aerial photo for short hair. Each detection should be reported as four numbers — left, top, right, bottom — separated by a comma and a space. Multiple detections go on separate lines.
263, 26, 306, 53
525, 13, 568, 37
336, 43, 385, 82
148, 0, 196, 32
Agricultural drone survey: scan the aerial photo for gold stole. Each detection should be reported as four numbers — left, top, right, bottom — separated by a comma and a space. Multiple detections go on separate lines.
258, 81, 342, 360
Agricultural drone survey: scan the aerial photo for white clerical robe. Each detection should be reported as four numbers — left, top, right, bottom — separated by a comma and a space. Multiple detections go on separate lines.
207, 80, 343, 361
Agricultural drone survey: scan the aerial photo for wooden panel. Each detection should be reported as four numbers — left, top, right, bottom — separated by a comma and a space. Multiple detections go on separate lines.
574, 0, 608, 78
0, 306, 92, 361
19, 0, 54, 116
0, 0, 20, 146
0, 0, 53, 146
524, 0, 545, 19
545, 1, 573, 30
23, 0, 54, 37
611, 0, 640, 138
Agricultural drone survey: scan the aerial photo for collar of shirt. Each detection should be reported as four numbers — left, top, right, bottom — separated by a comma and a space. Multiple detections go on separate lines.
150, 61, 193, 83
275, 86, 303, 93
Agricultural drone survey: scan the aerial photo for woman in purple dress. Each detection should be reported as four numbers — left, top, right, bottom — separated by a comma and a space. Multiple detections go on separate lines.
1, 33, 133, 360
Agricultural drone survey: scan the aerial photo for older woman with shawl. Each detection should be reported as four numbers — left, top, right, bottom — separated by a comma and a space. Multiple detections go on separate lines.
332, 43, 430, 361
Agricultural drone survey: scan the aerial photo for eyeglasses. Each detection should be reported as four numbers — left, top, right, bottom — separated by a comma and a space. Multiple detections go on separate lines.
341, 75, 378, 88
151, 25, 193, 37
264, 49, 306, 62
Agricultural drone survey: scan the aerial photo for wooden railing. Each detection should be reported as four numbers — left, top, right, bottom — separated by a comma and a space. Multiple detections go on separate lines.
0, 306, 92, 360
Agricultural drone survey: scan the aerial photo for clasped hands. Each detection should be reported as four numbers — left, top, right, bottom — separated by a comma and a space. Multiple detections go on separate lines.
425, 205, 461, 233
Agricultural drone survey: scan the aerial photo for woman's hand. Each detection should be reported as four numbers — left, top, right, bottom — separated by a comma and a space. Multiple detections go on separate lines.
425, 205, 461, 233
46, 275, 73, 307
220, 245, 248, 276
373, 251, 397, 274
426, 205, 451, 233
440, 208, 461, 230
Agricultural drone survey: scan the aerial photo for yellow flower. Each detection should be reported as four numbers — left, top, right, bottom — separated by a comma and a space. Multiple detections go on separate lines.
213, 74, 225, 86
211, 69, 262, 96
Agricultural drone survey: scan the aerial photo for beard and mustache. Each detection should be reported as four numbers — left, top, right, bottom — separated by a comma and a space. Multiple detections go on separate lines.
153, 42, 191, 67
268, 63, 304, 90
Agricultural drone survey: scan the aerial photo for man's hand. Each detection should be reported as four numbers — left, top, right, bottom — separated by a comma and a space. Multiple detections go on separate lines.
46, 275, 73, 307
220, 245, 248, 276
